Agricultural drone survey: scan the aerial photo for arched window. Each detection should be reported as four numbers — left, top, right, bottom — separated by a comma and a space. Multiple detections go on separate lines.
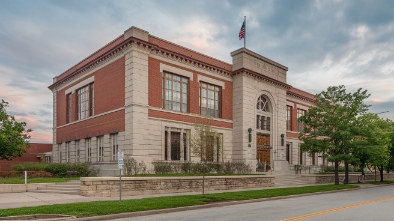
256, 95, 272, 131
256, 95, 270, 112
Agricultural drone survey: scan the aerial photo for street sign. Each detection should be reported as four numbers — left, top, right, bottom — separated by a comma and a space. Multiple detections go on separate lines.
118, 149, 124, 169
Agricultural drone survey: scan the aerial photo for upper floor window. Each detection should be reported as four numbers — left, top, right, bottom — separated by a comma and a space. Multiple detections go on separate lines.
257, 95, 270, 112
163, 72, 188, 113
77, 83, 94, 120
200, 82, 221, 118
297, 109, 307, 132
67, 93, 72, 123
256, 95, 272, 131
286, 106, 292, 131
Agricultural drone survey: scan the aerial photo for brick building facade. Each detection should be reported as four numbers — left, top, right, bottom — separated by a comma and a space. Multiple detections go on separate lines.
48, 26, 321, 175
0, 143, 52, 171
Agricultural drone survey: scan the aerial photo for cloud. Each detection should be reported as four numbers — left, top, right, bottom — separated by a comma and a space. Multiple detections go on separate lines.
1, 0, 394, 148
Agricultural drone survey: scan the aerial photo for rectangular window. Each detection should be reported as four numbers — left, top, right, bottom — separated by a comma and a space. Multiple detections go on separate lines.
297, 109, 307, 132
97, 136, 104, 162
65, 142, 70, 162
111, 133, 118, 161
67, 93, 72, 123
77, 83, 94, 120
75, 140, 80, 163
162, 72, 188, 112
58, 143, 62, 163
86, 138, 91, 162
299, 143, 303, 165
165, 131, 188, 161
286, 106, 292, 131
200, 82, 221, 118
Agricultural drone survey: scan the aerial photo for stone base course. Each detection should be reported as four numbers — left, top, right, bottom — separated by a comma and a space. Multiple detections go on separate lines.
0, 183, 49, 193
80, 176, 274, 197
301, 173, 394, 184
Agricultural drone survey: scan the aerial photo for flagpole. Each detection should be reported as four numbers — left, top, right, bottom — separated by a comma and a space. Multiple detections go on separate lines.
244, 16, 246, 48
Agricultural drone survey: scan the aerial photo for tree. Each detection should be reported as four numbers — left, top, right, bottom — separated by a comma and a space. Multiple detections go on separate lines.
190, 117, 222, 163
353, 114, 391, 182
0, 100, 32, 160
299, 85, 370, 185
190, 117, 222, 196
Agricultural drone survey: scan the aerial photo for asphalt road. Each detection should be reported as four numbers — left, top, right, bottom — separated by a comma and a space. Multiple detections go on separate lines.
110, 185, 394, 221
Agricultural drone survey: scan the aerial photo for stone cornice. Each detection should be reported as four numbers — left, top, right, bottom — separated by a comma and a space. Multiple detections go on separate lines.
286, 91, 316, 104
49, 37, 233, 90
233, 68, 291, 89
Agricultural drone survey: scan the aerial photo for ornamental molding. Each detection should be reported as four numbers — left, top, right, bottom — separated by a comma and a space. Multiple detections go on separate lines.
233, 68, 291, 90
49, 37, 232, 90
286, 91, 316, 104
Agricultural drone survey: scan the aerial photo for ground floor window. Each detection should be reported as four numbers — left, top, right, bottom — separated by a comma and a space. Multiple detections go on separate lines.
65, 142, 70, 162
58, 143, 62, 163
111, 133, 118, 161
75, 140, 80, 163
165, 128, 189, 161
97, 136, 104, 162
86, 138, 91, 162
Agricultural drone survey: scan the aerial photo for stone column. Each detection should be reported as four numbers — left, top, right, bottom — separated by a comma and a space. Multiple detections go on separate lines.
180, 129, 184, 161
166, 127, 171, 160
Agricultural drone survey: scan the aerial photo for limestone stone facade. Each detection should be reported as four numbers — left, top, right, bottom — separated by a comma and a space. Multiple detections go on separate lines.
48, 26, 320, 175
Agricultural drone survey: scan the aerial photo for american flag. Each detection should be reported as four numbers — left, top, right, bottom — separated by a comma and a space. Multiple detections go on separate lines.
239, 20, 245, 40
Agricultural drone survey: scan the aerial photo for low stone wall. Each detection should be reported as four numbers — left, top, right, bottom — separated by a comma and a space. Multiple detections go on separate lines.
80, 175, 274, 197
0, 183, 49, 193
302, 173, 394, 184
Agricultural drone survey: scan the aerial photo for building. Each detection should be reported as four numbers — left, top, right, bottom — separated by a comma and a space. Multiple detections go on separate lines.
48, 26, 320, 175
0, 143, 52, 171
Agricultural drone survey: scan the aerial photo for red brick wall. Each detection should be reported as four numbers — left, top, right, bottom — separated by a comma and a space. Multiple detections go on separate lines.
0, 143, 52, 171
56, 110, 125, 143
148, 57, 233, 128
56, 57, 125, 143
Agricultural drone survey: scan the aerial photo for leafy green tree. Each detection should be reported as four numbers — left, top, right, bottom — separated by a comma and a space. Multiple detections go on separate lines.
299, 85, 370, 185
190, 117, 222, 163
0, 100, 32, 160
353, 114, 391, 182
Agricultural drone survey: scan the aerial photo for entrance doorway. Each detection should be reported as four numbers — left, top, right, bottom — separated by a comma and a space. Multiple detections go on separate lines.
256, 134, 270, 170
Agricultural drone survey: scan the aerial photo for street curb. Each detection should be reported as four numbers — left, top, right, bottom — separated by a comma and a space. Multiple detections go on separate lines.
76, 185, 373, 221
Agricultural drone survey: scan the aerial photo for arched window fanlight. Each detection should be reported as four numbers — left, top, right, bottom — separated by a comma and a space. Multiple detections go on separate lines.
256, 95, 270, 112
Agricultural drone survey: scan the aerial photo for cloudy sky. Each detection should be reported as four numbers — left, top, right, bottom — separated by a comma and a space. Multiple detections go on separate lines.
1, 0, 393, 143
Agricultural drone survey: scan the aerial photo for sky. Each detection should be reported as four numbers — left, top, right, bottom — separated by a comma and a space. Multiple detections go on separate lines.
1, 0, 393, 143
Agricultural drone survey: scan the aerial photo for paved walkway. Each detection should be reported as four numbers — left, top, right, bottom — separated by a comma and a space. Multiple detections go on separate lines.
0, 183, 379, 210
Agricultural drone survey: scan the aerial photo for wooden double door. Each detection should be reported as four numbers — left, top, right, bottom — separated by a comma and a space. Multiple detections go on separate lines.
256, 134, 271, 169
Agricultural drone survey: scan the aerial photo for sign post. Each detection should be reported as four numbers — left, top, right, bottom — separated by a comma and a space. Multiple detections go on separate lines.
118, 149, 124, 202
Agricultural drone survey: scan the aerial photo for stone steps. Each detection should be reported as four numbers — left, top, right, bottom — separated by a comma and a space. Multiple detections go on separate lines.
29, 180, 81, 195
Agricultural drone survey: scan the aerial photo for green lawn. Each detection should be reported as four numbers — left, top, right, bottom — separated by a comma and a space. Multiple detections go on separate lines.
0, 184, 358, 218
0, 177, 79, 184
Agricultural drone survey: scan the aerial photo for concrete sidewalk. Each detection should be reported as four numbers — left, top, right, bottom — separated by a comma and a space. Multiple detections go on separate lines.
0, 183, 380, 210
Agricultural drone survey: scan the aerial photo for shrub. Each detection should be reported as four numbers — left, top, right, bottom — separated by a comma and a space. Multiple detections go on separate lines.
152, 161, 252, 175
12, 163, 97, 177
123, 157, 148, 175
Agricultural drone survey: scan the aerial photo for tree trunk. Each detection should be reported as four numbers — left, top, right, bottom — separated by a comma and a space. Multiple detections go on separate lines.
387, 160, 391, 174
361, 161, 365, 183
344, 161, 349, 184
335, 159, 339, 185
380, 165, 384, 182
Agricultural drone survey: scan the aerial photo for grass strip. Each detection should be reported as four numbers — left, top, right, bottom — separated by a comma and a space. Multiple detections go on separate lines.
367, 180, 394, 185
0, 177, 79, 184
0, 184, 357, 218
